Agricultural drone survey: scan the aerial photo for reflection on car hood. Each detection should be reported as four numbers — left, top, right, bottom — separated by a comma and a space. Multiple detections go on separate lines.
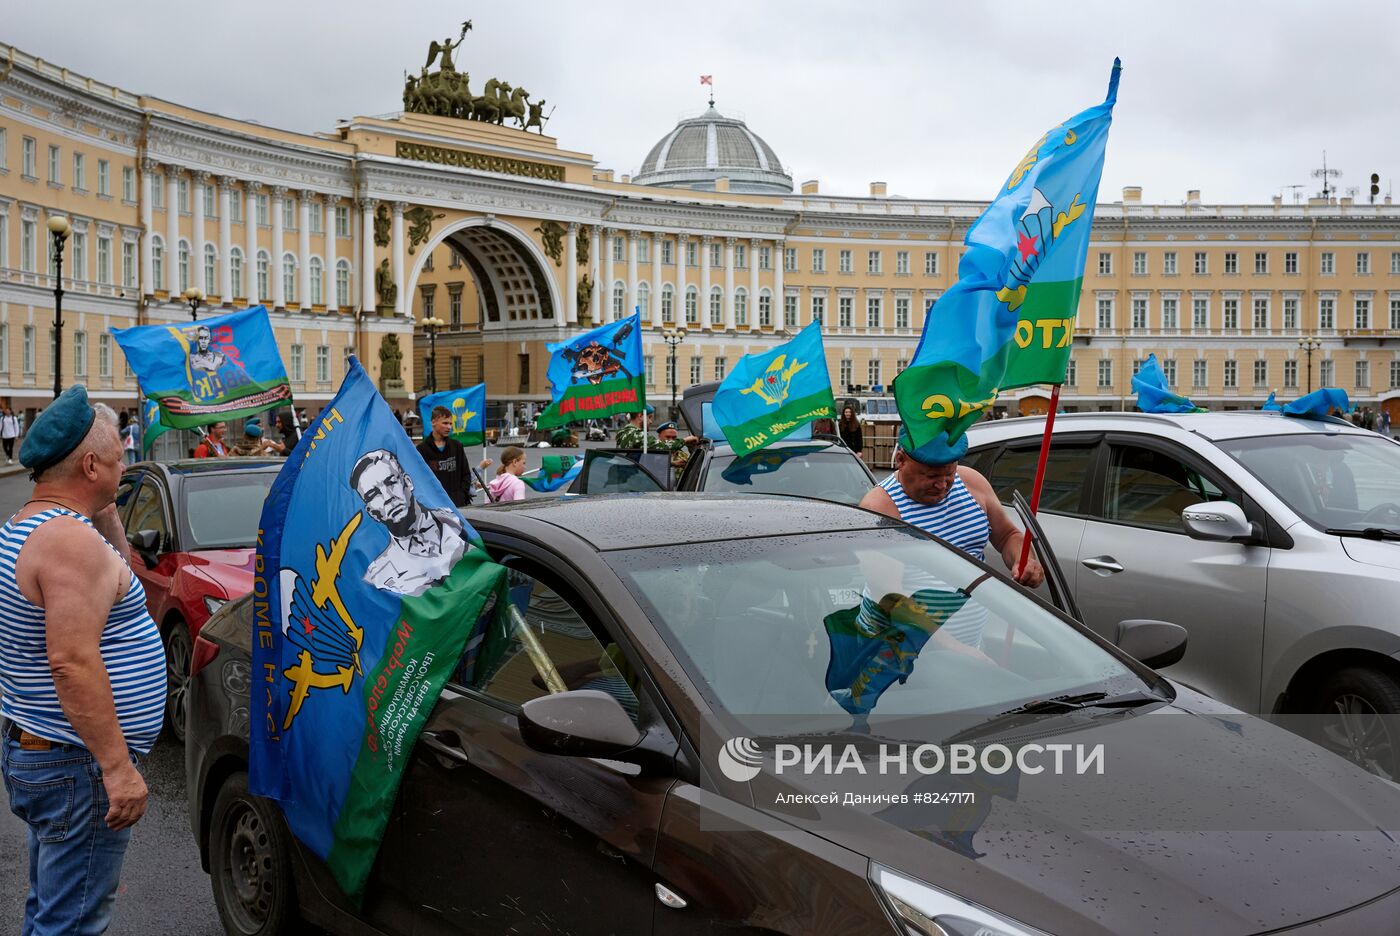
1341, 537, 1400, 571
752, 688, 1400, 935
187, 547, 256, 597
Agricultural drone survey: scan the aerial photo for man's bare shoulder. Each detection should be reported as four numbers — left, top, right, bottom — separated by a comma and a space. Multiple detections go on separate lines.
858, 483, 900, 519
16, 515, 119, 598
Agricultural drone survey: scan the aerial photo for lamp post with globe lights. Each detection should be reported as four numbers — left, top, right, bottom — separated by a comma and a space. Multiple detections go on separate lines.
47, 215, 71, 399
182, 286, 205, 321
1298, 335, 1323, 395
420, 316, 446, 394
662, 327, 687, 422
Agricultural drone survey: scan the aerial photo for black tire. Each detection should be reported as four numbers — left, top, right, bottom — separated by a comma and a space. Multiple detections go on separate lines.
1311, 666, 1400, 781
209, 771, 299, 936
163, 621, 193, 744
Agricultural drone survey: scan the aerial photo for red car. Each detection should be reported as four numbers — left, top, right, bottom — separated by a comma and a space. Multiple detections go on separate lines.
116, 458, 283, 742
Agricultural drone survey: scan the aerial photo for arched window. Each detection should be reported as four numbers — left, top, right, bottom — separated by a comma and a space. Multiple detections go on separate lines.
709, 286, 723, 326
282, 252, 297, 305
256, 250, 270, 302
309, 257, 324, 306
636, 282, 650, 318
685, 285, 698, 324
177, 239, 191, 293
203, 244, 218, 296
335, 259, 351, 308
759, 287, 773, 327
612, 281, 625, 318
661, 284, 675, 324
735, 287, 749, 327
151, 236, 164, 292
229, 248, 244, 300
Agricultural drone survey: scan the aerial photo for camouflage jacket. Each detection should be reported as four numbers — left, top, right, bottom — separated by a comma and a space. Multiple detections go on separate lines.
616, 423, 689, 466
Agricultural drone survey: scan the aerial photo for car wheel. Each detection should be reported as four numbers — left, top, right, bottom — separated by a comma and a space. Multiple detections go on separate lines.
164, 621, 193, 744
1312, 667, 1400, 781
210, 771, 299, 936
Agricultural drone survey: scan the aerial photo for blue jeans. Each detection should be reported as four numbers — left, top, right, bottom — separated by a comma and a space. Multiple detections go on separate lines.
1, 737, 136, 936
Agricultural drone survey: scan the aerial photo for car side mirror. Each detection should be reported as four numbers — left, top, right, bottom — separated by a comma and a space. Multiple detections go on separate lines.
518, 690, 644, 760
1114, 619, 1188, 670
127, 529, 160, 567
1181, 501, 1258, 543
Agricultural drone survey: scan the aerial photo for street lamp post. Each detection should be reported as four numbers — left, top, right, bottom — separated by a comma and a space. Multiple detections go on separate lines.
1298, 335, 1323, 394
47, 216, 71, 399
420, 316, 445, 394
662, 327, 687, 422
182, 286, 205, 320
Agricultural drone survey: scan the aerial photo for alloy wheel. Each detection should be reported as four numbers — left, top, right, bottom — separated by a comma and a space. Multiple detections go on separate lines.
1319, 692, 1398, 781
165, 624, 192, 743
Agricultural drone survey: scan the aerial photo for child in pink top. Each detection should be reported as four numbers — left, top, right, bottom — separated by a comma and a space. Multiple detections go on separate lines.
486, 446, 528, 502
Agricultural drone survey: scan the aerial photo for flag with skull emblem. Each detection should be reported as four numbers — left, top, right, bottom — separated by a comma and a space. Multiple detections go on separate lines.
536, 312, 646, 429
712, 321, 835, 457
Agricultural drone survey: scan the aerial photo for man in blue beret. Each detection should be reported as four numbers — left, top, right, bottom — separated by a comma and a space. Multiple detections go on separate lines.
860, 426, 1044, 588
0, 385, 164, 934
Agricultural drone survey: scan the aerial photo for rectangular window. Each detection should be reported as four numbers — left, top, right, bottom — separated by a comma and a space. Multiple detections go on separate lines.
758, 292, 771, 327
895, 296, 910, 329
1357, 252, 1371, 275
811, 293, 825, 326
1193, 359, 1208, 388
99, 333, 111, 378
19, 220, 35, 273
335, 204, 349, 237
316, 345, 330, 383
1321, 252, 1335, 275
97, 236, 111, 285
713, 356, 727, 381
1097, 359, 1113, 388
1193, 296, 1209, 329
1356, 360, 1370, 389
48, 144, 60, 184
784, 293, 798, 328
1162, 296, 1178, 329
281, 198, 294, 230
924, 251, 939, 276
256, 194, 269, 226
708, 242, 721, 267
1253, 297, 1269, 330
1284, 360, 1298, 389
1132, 358, 1144, 378
662, 240, 674, 266
1284, 251, 1298, 274
1356, 297, 1372, 330
1125, 251, 1143, 275
866, 296, 881, 329
1391, 252, 1400, 275
839, 359, 853, 390
229, 190, 243, 224
1253, 359, 1267, 387
22, 137, 36, 178
22, 326, 34, 375
449, 357, 461, 386
640, 238, 652, 265
1065, 358, 1077, 387
1098, 252, 1112, 275
611, 237, 624, 263
868, 358, 882, 388
0, 127, 5, 171
896, 250, 910, 275
758, 246, 770, 270
1096, 297, 1113, 329
685, 241, 697, 267
1319, 297, 1335, 329
122, 241, 136, 287
812, 248, 825, 273
178, 178, 189, 214
73, 331, 87, 377
1392, 361, 1400, 389
1223, 360, 1237, 388
203, 184, 216, 218
1131, 297, 1147, 329
867, 250, 882, 274
97, 159, 109, 196
1163, 359, 1177, 387
1223, 298, 1239, 329
1194, 251, 1207, 275
1392, 298, 1400, 330
1254, 251, 1268, 274
1320, 359, 1334, 386
838, 250, 852, 274
1283, 297, 1299, 329
122, 166, 135, 202
449, 289, 462, 326
838, 295, 853, 328
71, 232, 86, 282
784, 247, 797, 273
689, 356, 702, 386
310, 202, 323, 234
151, 173, 163, 209
290, 344, 304, 382
1163, 251, 1177, 275
1224, 252, 1238, 274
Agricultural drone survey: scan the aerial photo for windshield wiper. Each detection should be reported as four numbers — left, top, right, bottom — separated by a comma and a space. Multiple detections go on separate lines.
943, 690, 1167, 745
1324, 527, 1400, 541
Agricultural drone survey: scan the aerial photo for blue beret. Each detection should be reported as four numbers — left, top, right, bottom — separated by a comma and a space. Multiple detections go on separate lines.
898, 427, 967, 466
244, 422, 263, 438
644, 404, 656, 415
20, 385, 96, 476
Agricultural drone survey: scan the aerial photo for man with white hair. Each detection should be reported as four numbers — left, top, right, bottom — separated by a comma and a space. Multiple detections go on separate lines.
0, 385, 165, 935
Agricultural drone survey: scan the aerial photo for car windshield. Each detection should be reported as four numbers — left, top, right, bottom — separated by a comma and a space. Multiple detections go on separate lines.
609, 529, 1142, 728
183, 473, 277, 549
702, 449, 873, 505
1217, 432, 1400, 534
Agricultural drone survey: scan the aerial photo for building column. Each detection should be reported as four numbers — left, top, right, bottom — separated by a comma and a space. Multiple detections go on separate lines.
391, 202, 406, 316
700, 236, 712, 331
602, 227, 616, 323
191, 172, 208, 295
359, 197, 376, 313
140, 159, 155, 296
724, 237, 736, 331
588, 225, 601, 325
565, 222, 578, 324
325, 195, 340, 313
651, 234, 664, 328
271, 186, 287, 309
773, 239, 785, 330
245, 183, 261, 304
217, 178, 232, 304
298, 193, 312, 309
165, 171, 179, 295
626, 230, 639, 319
676, 235, 688, 326
749, 238, 761, 331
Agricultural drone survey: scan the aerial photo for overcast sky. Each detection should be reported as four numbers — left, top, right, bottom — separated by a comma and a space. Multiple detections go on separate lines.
9, 0, 1397, 205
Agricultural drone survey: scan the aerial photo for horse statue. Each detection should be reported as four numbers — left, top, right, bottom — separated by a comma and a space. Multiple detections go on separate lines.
471, 79, 507, 123
500, 87, 529, 127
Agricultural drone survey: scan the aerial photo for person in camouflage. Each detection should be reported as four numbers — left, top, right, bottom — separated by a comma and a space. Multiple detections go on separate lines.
614, 406, 656, 450
653, 422, 696, 470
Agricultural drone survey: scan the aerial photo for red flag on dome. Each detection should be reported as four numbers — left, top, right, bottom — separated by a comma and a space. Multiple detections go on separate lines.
699, 75, 712, 85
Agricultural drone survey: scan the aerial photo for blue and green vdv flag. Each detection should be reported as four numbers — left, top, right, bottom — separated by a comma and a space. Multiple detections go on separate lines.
1132, 354, 1205, 414
536, 313, 646, 430
113, 305, 292, 429
417, 383, 486, 446
711, 321, 835, 457
251, 356, 506, 900
893, 59, 1121, 445
523, 454, 582, 492
140, 396, 172, 455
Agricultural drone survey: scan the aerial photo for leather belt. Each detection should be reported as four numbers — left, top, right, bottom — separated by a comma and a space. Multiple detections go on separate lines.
5, 722, 61, 750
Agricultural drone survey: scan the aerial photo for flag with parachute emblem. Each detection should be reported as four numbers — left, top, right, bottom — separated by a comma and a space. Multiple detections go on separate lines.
140, 396, 172, 456
522, 455, 582, 493
892, 60, 1121, 445
417, 383, 486, 446
711, 322, 836, 457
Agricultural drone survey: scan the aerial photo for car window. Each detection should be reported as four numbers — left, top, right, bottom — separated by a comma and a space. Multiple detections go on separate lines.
578, 453, 666, 494
182, 473, 277, 549
986, 443, 1096, 514
703, 450, 873, 504
127, 482, 170, 549
455, 563, 640, 723
115, 476, 140, 525
1104, 443, 1228, 530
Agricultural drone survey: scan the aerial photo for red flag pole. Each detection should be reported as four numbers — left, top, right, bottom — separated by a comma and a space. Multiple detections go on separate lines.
1014, 384, 1061, 579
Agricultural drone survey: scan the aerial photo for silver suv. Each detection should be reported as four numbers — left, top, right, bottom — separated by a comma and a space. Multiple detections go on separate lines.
966, 411, 1400, 776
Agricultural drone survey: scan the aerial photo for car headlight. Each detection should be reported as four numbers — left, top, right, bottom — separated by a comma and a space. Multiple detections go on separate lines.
203, 596, 228, 615
871, 864, 1049, 936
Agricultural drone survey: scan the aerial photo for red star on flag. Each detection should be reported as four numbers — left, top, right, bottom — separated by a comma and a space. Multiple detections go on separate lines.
1017, 231, 1040, 263
302, 615, 315, 635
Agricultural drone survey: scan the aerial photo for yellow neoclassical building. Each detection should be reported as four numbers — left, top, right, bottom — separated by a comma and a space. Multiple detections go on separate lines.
3, 38, 1399, 427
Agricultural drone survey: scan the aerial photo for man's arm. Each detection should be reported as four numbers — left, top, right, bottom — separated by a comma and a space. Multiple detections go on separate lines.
21, 519, 148, 830
857, 483, 902, 521
958, 467, 1045, 588
90, 503, 131, 566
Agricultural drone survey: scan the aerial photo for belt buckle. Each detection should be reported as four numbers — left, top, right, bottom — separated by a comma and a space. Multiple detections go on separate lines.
18, 731, 52, 751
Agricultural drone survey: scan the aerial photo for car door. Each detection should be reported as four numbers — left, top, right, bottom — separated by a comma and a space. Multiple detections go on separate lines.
125, 474, 177, 609
571, 450, 673, 494
391, 548, 673, 936
1074, 436, 1269, 710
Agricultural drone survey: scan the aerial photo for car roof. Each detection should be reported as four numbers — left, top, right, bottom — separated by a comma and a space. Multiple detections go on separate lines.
470, 492, 898, 551
966, 410, 1370, 444
131, 458, 284, 478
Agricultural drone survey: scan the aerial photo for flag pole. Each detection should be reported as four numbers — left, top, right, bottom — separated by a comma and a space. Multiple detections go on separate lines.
1013, 384, 1061, 579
